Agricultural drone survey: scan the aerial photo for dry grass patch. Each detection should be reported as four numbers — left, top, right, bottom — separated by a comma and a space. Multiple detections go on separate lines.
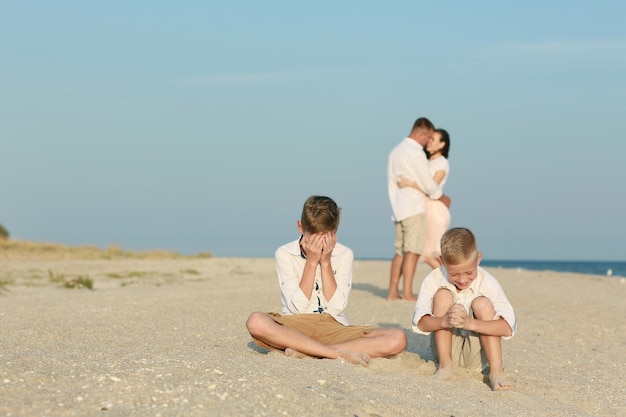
48, 270, 94, 289
0, 277, 13, 293
0, 240, 212, 260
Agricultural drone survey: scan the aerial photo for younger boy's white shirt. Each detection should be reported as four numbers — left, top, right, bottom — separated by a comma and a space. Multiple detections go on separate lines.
411, 266, 517, 339
275, 239, 353, 326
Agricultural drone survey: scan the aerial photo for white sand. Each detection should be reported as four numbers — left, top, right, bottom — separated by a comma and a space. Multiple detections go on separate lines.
1, 257, 625, 416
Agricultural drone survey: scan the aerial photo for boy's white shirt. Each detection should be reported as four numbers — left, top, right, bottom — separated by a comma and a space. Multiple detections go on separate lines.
274, 239, 353, 326
412, 266, 517, 339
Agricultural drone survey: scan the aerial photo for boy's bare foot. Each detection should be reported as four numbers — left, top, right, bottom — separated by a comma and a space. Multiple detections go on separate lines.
401, 295, 417, 301
489, 374, 512, 391
433, 364, 454, 380
285, 348, 370, 367
284, 348, 314, 359
337, 350, 371, 366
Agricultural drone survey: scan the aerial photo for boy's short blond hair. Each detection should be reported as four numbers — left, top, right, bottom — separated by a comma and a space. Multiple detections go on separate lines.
440, 227, 478, 265
301, 196, 341, 234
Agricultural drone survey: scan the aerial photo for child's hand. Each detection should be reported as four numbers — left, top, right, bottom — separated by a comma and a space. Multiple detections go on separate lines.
319, 232, 336, 264
302, 233, 325, 263
448, 303, 468, 329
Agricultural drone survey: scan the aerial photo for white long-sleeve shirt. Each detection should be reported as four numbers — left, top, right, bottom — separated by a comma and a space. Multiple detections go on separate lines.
275, 238, 353, 325
388, 137, 443, 222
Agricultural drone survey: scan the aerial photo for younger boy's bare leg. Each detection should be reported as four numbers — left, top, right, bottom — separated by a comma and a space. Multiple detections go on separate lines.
387, 254, 403, 300
479, 333, 511, 390
472, 297, 513, 391
432, 289, 455, 379
246, 312, 370, 366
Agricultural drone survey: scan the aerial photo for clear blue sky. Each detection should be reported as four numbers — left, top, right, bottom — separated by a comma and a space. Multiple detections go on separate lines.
2, 1, 625, 260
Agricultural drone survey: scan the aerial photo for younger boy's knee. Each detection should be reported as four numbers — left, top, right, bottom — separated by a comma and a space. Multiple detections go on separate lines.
432, 288, 454, 314
471, 296, 495, 320
434, 288, 454, 300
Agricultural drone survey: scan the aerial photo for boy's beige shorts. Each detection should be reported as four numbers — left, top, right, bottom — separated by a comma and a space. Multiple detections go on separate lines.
252, 312, 377, 350
430, 330, 488, 372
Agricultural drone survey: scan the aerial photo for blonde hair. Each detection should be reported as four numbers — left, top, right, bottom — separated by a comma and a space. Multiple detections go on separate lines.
300, 196, 341, 233
440, 227, 478, 265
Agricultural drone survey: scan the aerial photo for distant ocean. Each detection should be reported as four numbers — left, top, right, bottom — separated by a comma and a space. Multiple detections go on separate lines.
361, 259, 626, 278
480, 260, 626, 278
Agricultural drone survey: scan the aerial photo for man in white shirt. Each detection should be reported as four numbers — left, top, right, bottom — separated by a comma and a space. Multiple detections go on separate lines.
387, 117, 451, 301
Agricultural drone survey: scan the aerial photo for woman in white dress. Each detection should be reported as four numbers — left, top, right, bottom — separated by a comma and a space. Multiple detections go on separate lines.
397, 129, 451, 269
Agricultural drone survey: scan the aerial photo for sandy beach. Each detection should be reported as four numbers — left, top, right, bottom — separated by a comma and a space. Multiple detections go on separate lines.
1, 257, 625, 416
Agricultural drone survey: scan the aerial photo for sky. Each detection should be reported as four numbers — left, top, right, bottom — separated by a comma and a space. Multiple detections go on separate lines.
1, 1, 625, 261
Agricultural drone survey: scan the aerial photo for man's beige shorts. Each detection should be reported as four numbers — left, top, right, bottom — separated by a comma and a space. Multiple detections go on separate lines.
252, 313, 376, 351
394, 213, 426, 256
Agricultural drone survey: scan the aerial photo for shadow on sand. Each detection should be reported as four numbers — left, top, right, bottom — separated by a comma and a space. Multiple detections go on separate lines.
351, 282, 388, 299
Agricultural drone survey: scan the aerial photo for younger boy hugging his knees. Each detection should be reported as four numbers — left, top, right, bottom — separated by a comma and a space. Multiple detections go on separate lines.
412, 227, 517, 391
247, 195, 407, 366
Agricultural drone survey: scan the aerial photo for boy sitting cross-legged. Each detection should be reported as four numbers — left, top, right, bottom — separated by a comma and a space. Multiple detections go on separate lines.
246, 195, 407, 365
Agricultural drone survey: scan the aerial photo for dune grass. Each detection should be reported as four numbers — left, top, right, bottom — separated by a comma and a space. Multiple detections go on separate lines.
48, 270, 94, 289
0, 240, 212, 261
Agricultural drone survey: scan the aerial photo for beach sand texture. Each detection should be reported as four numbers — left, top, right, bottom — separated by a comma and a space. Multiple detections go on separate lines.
1, 257, 625, 417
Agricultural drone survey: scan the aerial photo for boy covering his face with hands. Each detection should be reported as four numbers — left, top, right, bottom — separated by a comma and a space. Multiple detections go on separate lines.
247, 195, 407, 365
